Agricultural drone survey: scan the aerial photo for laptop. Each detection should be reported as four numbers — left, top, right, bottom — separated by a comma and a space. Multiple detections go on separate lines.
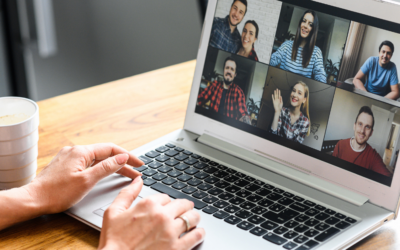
67, 0, 400, 249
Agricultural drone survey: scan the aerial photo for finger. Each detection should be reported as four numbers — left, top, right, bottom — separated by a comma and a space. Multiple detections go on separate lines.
164, 199, 194, 218
108, 176, 143, 212
86, 153, 129, 183
116, 165, 142, 179
174, 210, 200, 233
144, 193, 171, 206
85, 143, 144, 168
179, 228, 205, 250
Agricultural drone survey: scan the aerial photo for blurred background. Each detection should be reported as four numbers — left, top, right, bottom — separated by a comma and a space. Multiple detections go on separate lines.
0, 0, 208, 100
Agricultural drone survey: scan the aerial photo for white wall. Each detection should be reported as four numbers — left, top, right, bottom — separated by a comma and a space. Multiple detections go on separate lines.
215, 0, 282, 64
327, 19, 348, 65
303, 109, 330, 150
288, 7, 303, 35
356, 25, 400, 72
248, 63, 268, 104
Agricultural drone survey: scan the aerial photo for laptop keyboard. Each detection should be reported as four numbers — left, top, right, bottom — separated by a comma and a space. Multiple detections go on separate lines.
136, 143, 359, 250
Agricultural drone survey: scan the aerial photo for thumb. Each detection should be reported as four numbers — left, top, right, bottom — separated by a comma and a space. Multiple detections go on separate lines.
87, 153, 129, 183
109, 176, 143, 212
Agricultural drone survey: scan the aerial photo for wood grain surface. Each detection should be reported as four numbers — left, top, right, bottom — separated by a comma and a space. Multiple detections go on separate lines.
0, 60, 399, 249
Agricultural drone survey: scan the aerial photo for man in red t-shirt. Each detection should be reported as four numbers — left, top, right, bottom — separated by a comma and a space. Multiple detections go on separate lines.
332, 106, 391, 177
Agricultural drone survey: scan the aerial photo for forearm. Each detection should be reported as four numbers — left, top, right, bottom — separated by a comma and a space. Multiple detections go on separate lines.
384, 91, 400, 100
0, 185, 42, 230
353, 79, 367, 91
271, 112, 280, 131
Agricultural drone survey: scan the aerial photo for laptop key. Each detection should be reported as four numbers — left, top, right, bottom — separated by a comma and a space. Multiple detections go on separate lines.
193, 162, 208, 170
214, 170, 229, 178
155, 155, 170, 162
158, 165, 173, 173
172, 182, 187, 190
148, 161, 163, 169
273, 188, 285, 194
229, 196, 245, 205
290, 202, 310, 213
215, 180, 230, 189
235, 172, 246, 178
175, 163, 189, 171
143, 169, 157, 176
273, 226, 288, 235
345, 217, 357, 224
194, 172, 209, 179
263, 209, 299, 224
224, 205, 241, 213
335, 221, 351, 229
168, 169, 182, 178
325, 209, 336, 215
202, 206, 218, 214
143, 178, 157, 186
263, 232, 287, 245
182, 186, 197, 194
177, 174, 192, 182
145, 151, 160, 158
325, 217, 340, 225
266, 193, 283, 201
209, 161, 219, 166
244, 183, 261, 192
182, 150, 192, 155
283, 230, 298, 239
294, 214, 310, 223
305, 208, 319, 217
246, 194, 263, 203
261, 220, 279, 230
224, 175, 240, 182
174, 154, 189, 161
335, 213, 346, 219
278, 197, 295, 206
200, 157, 210, 163
294, 235, 309, 244
293, 196, 305, 202
203, 166, 218, 174
218, 192, 234, 200
135, 165, 148, 172
151, 183, 206, 209
165, 150, 179, 157
304, 200, 316, 207
139, 156, 153, 164
214, 211, 229, 219
248, 215, 265, 224
251, 206, 267, 215
284, 220, 299, 228
282, 242, 298, 249
152, 173, 167, 181
225, 215, 242, 225
174, 147, 184, 152
155, 146, 169, 153
315, 213, 330, 221
184, 158, 199, 165
165, 159, 179, 167
237, 221, 255, 231
304, 218, 320, 227
250, 227, 268, 236
315, 223, 330, 231
297, 240, 319, 250
203, 195, 219, 204
283, 192, 295, 198
184, 167, 199, 175
244, 176, 255, 182
258, 198, 274, 207
315, 227, 340, 242
191, 154, 202, 159
225, 185, 241, 194
240, 201, 256, 210
269, 204, 285, 213
208, 187, 224, 196
162, 177, 177, 185
165, 143, 175, 148
234, 179, 250, 187
198, 183, 213, 191
255, 188, 272, 197
235, 210, 253, 219
226, 168, 237, 174
263, 183, 275, 190
204, 176, 219, 184
213, 200, 230, 209
294, 224, 309, 233
192, 191, 208, 199
187, 178, 202, 186
304, 229, 320, 237
236, 189, 252, 198
315, 205, 326, 211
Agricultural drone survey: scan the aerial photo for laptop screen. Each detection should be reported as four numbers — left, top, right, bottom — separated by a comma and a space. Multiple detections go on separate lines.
195, 0, 400, 186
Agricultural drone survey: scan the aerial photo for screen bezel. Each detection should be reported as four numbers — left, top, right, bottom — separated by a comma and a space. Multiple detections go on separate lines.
184, 0, 400, 211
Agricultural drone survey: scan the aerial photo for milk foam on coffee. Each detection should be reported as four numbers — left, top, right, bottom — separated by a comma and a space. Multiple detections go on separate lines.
0, 113, 30, 125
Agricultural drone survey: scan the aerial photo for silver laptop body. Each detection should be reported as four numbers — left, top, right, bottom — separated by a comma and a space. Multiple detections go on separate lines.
67, 0, 400, 249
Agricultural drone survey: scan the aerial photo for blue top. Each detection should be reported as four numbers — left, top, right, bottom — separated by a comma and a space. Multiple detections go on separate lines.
270, 40, 327, 83
209, 16, 241, 54
361, 56, 399, 96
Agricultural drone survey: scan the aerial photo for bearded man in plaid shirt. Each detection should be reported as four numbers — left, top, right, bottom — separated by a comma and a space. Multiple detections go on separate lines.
197, 57, 250, 123
210, 0, 247, 53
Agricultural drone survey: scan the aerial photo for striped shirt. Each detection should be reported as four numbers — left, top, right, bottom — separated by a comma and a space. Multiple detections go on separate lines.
270, 41, 327, 83
209, 16, 241, 54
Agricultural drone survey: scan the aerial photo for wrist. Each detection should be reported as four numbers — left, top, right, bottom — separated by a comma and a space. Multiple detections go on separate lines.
22, 182, 48, 215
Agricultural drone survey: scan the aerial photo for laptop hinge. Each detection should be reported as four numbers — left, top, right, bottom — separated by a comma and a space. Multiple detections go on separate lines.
197, 133, 369, 207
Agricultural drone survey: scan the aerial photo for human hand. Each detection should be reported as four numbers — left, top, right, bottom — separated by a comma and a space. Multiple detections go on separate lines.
272, 89, 283, 113
98, 177, 205, 250
25, 143, 144, 215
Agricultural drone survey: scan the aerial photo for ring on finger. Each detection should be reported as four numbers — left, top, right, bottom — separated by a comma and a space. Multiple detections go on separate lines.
178, 215, 190, 232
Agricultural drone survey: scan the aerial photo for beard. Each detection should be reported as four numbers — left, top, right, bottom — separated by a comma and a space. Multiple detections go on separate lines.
223, 76, 234, 86
228, 16, 238, 27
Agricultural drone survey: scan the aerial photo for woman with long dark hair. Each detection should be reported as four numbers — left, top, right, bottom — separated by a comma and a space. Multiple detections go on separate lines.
270, 10, 326, 83
270, 81, 310, 143
237, 20, 259, 61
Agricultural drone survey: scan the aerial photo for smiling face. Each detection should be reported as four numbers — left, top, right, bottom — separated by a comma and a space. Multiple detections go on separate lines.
379, 45, 393, 67
290, 83, 306, 108
353, 113, 374, 146
223, 60, 237, 85
300, 13, 314, 40
229, 1, 246, 27
241, 23, 257, 50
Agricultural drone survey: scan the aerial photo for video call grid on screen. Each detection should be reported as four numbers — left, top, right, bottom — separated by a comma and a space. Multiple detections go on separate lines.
196, 0, 400, 186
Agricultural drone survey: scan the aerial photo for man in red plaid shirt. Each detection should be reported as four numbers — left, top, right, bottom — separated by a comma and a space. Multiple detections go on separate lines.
197, 57, 249, 122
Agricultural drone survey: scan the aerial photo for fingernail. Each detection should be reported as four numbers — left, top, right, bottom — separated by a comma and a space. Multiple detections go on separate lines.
133, 176, 142, 183
116, 153, 129, 165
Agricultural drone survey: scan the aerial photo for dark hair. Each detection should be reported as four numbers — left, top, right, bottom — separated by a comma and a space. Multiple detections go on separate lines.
291, 10, 319, 68
244, 20, 259, 39
379, 40, 394, 53
355, 106, 375, 129
224, 56, 237, 71
231, 0, 248, 14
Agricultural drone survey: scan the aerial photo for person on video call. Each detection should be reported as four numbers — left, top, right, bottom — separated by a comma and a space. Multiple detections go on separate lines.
353, 41, 399, 100
332, 106, 391, 177
197, 56, 250, 123
270, 81, 311, 144
210, 0, 247, 53
270, 10, 327, 83
237, 20, 259, 61
0, 143, 205, 250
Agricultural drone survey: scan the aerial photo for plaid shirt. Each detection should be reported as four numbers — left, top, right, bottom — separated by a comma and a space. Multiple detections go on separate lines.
210, 16, 241, 53
247, 47, 259, 62
270, 107, 309, 143
197, 80, 248, 120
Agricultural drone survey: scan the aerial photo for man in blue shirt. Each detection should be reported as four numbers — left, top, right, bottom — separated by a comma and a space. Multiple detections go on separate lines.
353, 41, 399, 100
209, 0, 247, 53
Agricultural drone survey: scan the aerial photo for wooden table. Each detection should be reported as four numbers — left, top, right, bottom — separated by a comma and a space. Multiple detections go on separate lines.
0, 60, 399, 249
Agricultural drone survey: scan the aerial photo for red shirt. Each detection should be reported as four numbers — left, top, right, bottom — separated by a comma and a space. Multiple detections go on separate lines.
332, 138, 391, 177
197, 80, 248, 120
